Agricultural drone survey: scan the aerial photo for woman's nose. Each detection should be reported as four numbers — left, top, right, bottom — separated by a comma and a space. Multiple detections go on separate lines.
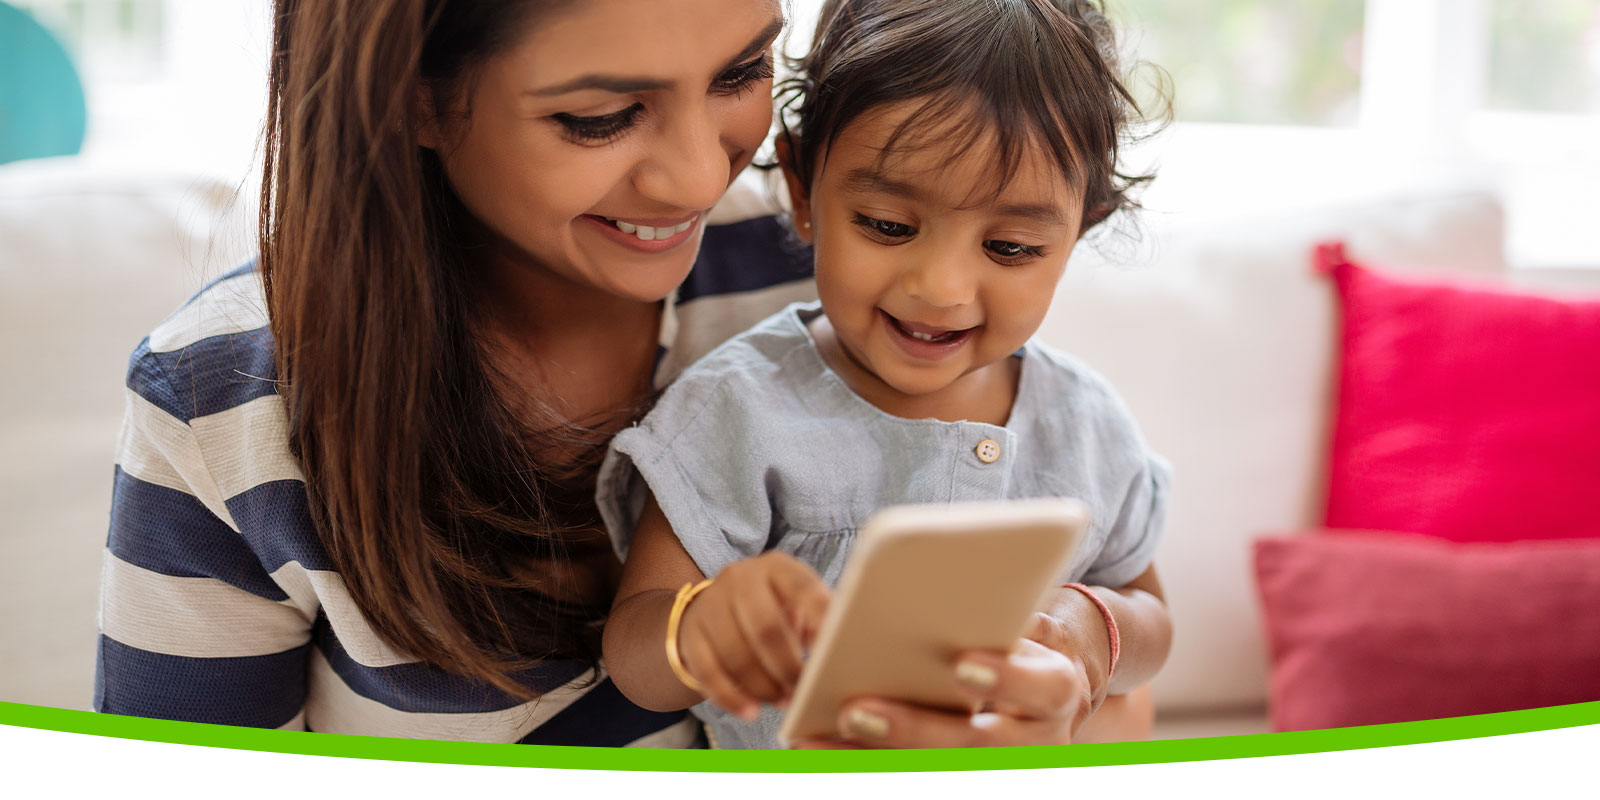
633, 105, 731, 214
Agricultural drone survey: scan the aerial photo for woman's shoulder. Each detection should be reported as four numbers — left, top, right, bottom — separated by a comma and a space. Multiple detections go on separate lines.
679, 214, 814, 305
653, 169, 816, 379
117, 259, 310, 563
129, 260, 278, 424
679, 168, 814, 304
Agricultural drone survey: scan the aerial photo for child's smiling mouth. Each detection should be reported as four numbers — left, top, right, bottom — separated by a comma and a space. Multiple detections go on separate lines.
880, 309, 977, 357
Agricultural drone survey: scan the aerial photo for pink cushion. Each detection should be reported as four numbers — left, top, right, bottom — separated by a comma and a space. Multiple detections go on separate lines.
1255, 532, 1600, 731
1319, 243, 1600, 542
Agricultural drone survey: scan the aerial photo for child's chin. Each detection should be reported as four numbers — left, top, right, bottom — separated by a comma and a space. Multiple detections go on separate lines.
878, 368, 961, 398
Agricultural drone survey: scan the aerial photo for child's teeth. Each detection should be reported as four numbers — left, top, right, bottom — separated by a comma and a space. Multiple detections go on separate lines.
911, 331, 937, 342
616, 221, 638, 234
674, 221, 692, 234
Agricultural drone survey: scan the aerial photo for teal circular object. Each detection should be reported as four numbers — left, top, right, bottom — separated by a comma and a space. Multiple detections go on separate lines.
0, 2, 88, 164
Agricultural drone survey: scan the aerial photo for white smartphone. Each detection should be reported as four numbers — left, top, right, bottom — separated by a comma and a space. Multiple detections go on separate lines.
777, 497, 1090, 747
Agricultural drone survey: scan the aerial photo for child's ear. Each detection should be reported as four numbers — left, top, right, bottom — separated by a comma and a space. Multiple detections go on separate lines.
775, 135, 814, 244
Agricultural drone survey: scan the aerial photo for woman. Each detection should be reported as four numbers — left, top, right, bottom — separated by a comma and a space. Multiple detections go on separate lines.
97, 0, 1168, 746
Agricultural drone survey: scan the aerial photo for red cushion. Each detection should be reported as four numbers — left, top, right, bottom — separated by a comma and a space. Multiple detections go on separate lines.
1255, 532, 1600, 732
1319, 243, 1600, 542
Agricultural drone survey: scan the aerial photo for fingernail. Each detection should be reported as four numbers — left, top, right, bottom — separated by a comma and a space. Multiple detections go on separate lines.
955, 660, 998, 691
844, 708, 889, 740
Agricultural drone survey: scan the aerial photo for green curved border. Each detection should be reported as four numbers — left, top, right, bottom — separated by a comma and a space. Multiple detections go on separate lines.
2, 700, 1596, 772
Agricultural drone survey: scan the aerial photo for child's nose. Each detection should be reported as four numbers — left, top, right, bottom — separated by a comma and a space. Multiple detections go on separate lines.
901, 251, 977, 309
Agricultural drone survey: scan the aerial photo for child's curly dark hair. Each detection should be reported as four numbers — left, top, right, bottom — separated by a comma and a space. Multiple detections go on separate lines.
776, 0, 1168, 232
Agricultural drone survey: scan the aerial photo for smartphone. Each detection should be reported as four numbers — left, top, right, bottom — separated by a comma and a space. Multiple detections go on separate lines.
777, 497, 1090, 747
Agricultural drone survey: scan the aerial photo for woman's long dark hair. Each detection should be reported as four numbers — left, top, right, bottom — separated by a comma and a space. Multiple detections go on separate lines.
259, 0, 609, 699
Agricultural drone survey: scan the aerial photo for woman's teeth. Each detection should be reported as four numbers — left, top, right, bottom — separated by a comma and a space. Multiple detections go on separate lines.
610, 218, 693, 241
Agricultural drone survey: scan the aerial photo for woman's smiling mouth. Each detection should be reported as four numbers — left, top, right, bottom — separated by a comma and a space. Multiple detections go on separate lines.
597, 215, 695, 241
584, 214, 700, 251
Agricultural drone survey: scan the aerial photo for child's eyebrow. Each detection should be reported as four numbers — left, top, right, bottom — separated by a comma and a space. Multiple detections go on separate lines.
992, 202, 1067, 226
842, 167, 1067, 226
842, 168, 929, 203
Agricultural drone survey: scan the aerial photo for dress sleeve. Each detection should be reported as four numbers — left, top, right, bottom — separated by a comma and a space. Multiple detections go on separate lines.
597, 375, 775, 580
1078, 451, 1171, 589
96, 342, 312, 729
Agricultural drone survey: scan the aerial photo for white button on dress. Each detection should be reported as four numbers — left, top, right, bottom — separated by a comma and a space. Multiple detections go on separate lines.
975, 438, 1001, 463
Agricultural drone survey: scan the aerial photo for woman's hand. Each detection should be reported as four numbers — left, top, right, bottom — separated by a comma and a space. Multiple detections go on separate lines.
676, 551, 831, 720
791, 565, 1170, 749
792, 637, 1092, 748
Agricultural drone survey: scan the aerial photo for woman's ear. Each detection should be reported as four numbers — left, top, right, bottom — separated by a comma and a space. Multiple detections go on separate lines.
415, 85, 443, 151
775, 135, 814, 244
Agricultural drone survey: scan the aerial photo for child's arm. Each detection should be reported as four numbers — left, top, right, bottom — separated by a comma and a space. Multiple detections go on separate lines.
1033, 563, 1171, 700
604, 493, 832, 720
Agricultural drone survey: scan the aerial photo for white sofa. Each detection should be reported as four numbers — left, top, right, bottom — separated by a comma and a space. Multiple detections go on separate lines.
1045, 188, 1517, 738
4, 154, 1594, 738
0, 157, 257, 711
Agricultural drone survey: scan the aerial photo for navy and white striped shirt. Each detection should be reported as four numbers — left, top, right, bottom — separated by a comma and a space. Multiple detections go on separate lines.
96, 190, 816, 744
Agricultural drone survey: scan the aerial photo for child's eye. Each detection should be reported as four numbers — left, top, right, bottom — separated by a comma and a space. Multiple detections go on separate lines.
984, 239, 1046, 264
711, 52, 775, 96
552, 104, 645, 146
851, 212, 916, 242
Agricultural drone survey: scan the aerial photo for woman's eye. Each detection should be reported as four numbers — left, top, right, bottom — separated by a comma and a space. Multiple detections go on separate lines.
712, 52, 775, 95
552, 103, 644, 145
851, 213, 916, 241
984, 239, 1045, 263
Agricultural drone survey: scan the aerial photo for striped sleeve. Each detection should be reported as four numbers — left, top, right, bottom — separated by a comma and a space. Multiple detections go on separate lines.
96, 337, 313, 729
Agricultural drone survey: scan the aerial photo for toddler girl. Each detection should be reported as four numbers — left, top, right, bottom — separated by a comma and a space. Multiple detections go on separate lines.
598, 0, 1170, 749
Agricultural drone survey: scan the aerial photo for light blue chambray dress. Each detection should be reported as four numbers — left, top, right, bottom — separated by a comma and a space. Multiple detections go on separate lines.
596, 302, 1171, 750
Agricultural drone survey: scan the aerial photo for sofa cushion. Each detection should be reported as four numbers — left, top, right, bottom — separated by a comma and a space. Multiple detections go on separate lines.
1320, 244, 1600, 542
1035, 189, 1509, 713
1255, 532, 1600, 731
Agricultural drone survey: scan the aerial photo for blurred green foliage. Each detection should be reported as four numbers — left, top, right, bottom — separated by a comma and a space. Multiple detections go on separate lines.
1490, 0, 1599, 113
1108, 0, 1366, 126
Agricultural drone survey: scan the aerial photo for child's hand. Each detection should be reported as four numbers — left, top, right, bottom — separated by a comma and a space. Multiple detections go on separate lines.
676, 551, 830, 720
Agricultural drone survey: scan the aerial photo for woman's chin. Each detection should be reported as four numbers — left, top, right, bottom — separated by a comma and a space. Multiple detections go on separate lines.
602, 273, 694, 306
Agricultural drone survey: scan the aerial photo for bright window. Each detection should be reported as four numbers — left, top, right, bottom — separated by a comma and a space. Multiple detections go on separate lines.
1112, 1, 1367, 127
17, 0, 1600, 270
9, 0, 166, 82
789, 0, 1600, 271
10, 0, 270, 175
1488, 0, 1600, 113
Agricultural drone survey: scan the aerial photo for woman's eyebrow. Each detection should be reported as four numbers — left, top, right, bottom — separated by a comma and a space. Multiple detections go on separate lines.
528, 74, 672, 96
527, 16, 784, 98
720, 16, 785, 71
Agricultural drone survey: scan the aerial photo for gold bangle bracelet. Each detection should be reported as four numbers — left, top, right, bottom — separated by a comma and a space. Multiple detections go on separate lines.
666, 578, 715, 695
